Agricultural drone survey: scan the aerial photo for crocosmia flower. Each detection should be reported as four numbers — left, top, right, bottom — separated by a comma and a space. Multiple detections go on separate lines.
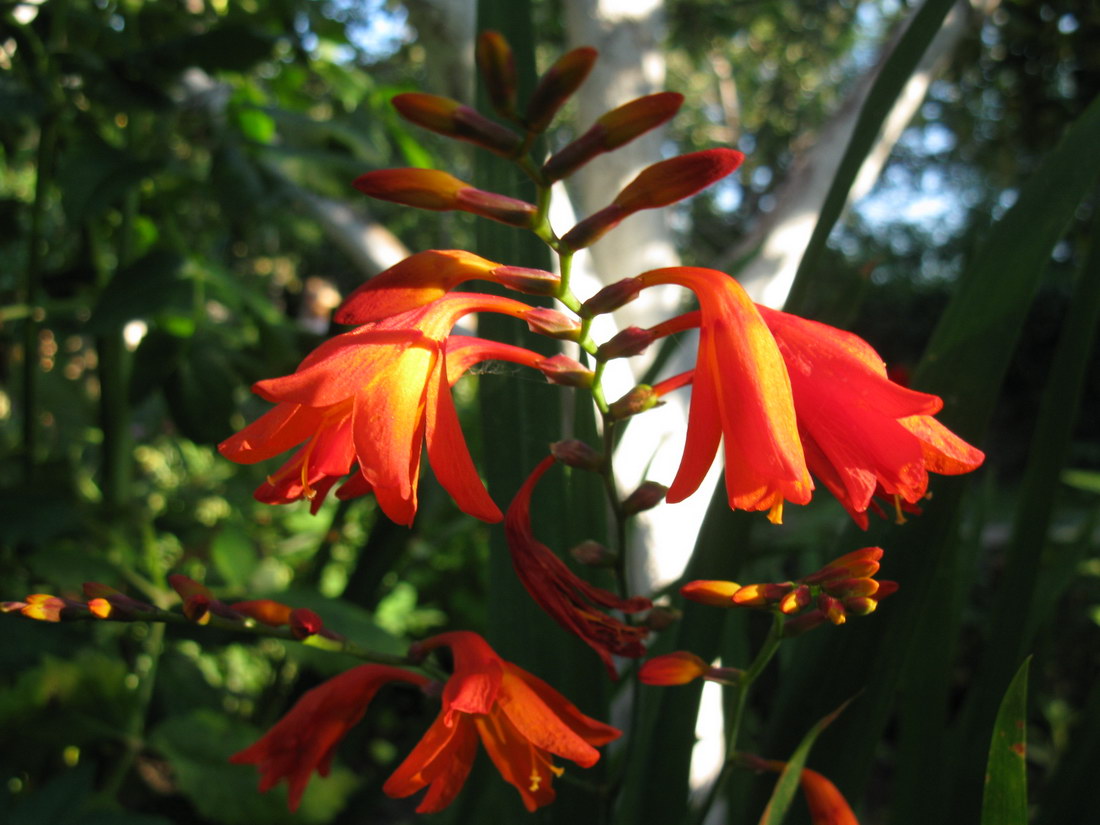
220, 293, 569, 525
384, 631, 620, 812
627, 267, 813, 522
231, 665, 429, 811
505, 456, 651, 676
757, 306, 984, 526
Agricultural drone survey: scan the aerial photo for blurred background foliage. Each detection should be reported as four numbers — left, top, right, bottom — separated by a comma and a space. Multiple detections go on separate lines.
1, 0, 1098, 823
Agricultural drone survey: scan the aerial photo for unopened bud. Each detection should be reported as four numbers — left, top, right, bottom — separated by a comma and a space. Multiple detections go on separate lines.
290, 607, 324, 640
490, 265, 560, 296
645, 605, 682, 631
681, 579, 741, 607
453, 187, 538, 228
524, 47, 598, 133
570, 540, 617, 567
354, 169, 538, 228
778, 585, 812, 615
823, 577, 879, 599
20, 594, 87, 622
732, 582, 792, 607
550, 439, 604, 471
542, 92, 684, 182
843, 596, 878, 617
818, 594, 847, 625
622, 481, 668, 515
476, 31, 517, 117
613, 149, 744, 212
391, 93, 522, 158
581, 278, 643, 318
525, 307, 581, 340
639, 651, 708, 686
597, 326, 655, 360
560, 203, 628, 251
608, 384, 660, 420
536, 354, 594, 388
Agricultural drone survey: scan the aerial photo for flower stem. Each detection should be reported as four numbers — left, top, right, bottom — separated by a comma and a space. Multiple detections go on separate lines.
692, 610, 786, 825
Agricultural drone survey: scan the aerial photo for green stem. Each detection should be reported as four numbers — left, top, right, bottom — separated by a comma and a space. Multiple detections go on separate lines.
692, 610, 785, 825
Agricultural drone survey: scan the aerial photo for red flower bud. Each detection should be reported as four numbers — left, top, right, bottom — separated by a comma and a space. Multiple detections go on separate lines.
524, 46, 598, 133
550, 439, 604, 471
490, 265, 561, 296
391, 93, 523, 158
542, 92, 684, 182
535, 354, 595, 388
580, 277, 643, 318
608, 384, 660, 420
622, 481, 668, 515
681, 579, 741, 607
639, 651, 709, 686
596, 326, 656, 360
476, 31, 517, 117
525, 307, 581, 340
354, 169, 538, 228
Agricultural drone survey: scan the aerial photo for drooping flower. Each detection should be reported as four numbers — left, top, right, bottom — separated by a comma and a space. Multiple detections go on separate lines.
231, 665, 429, 812
756, 305, 985, 526
601, 267, 813, 522
644, 297, 983, 526
384, 631, 620, 812
504, 457, 651, 677
220, 294, 579, 525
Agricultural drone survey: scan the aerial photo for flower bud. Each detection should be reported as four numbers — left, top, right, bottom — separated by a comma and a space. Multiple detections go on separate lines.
536, 354, 594, 388
613, 149, 744, 212
581, 278, 643, 318
681, 579, 741, 607
622, 481, 668, 515
354, 169, 538, 228
843, 596, 878, 617
778, 585, 812, 615
645, 605, 682, 631
542, 92, 684, 181
20, 594, 87, 622
639, 651, 709, 686
550, 439, 604, 471
391, 93, 523, 158
476, 31, 518, 117
731, 582, 792, 607
570, 540, 617, 567
783, 609, 827, 637
490, 265, 560, 296
596, 326, 655, 360
608, 384, 660, 420
823, 577, 879, 600
560, 204, 628, 251
817, 594, 847, 626
525, 307, 581, 340
83, 582, 154, 618
232, 599, 294, 626
290, 607, 324, 640
524, 47, 598, 133
453, 187, 538, 228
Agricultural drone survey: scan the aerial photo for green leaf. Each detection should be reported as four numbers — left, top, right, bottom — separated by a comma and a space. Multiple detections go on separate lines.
56, 138, 158, 224
211, 524, 260, 591
1062, 468, 1100, 495
981, 657, 1030, 825
758, 698, 855, 825
162, 332, 240, 444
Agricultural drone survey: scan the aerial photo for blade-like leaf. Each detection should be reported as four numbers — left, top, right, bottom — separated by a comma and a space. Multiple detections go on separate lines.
758, 697, 856, 825
980, 657, 1030, 825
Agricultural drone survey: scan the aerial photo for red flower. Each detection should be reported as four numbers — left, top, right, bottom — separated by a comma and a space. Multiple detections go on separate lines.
757, 306, 984, 526
645, 298, 983, 526
220, 293, 569, 525
230, 665, 429, 811
631, 267, 813, 522
505, 457, 651, 676
383, 631, 620, 812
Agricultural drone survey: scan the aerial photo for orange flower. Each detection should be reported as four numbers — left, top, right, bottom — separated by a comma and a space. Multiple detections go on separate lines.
646, 301, 983, 526
220, 294, 569, 525
505, 457, 651, 676
756, 306, 984, 526
384, 631, 620, 812
629, 268, 813, 522
231, 665, 429, 812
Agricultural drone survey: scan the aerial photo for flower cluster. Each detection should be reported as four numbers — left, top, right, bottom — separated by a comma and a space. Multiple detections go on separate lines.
232, 631, 618, 813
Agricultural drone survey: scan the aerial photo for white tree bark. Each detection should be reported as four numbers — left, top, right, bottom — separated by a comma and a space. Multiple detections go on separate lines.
716, 0, 992, 309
